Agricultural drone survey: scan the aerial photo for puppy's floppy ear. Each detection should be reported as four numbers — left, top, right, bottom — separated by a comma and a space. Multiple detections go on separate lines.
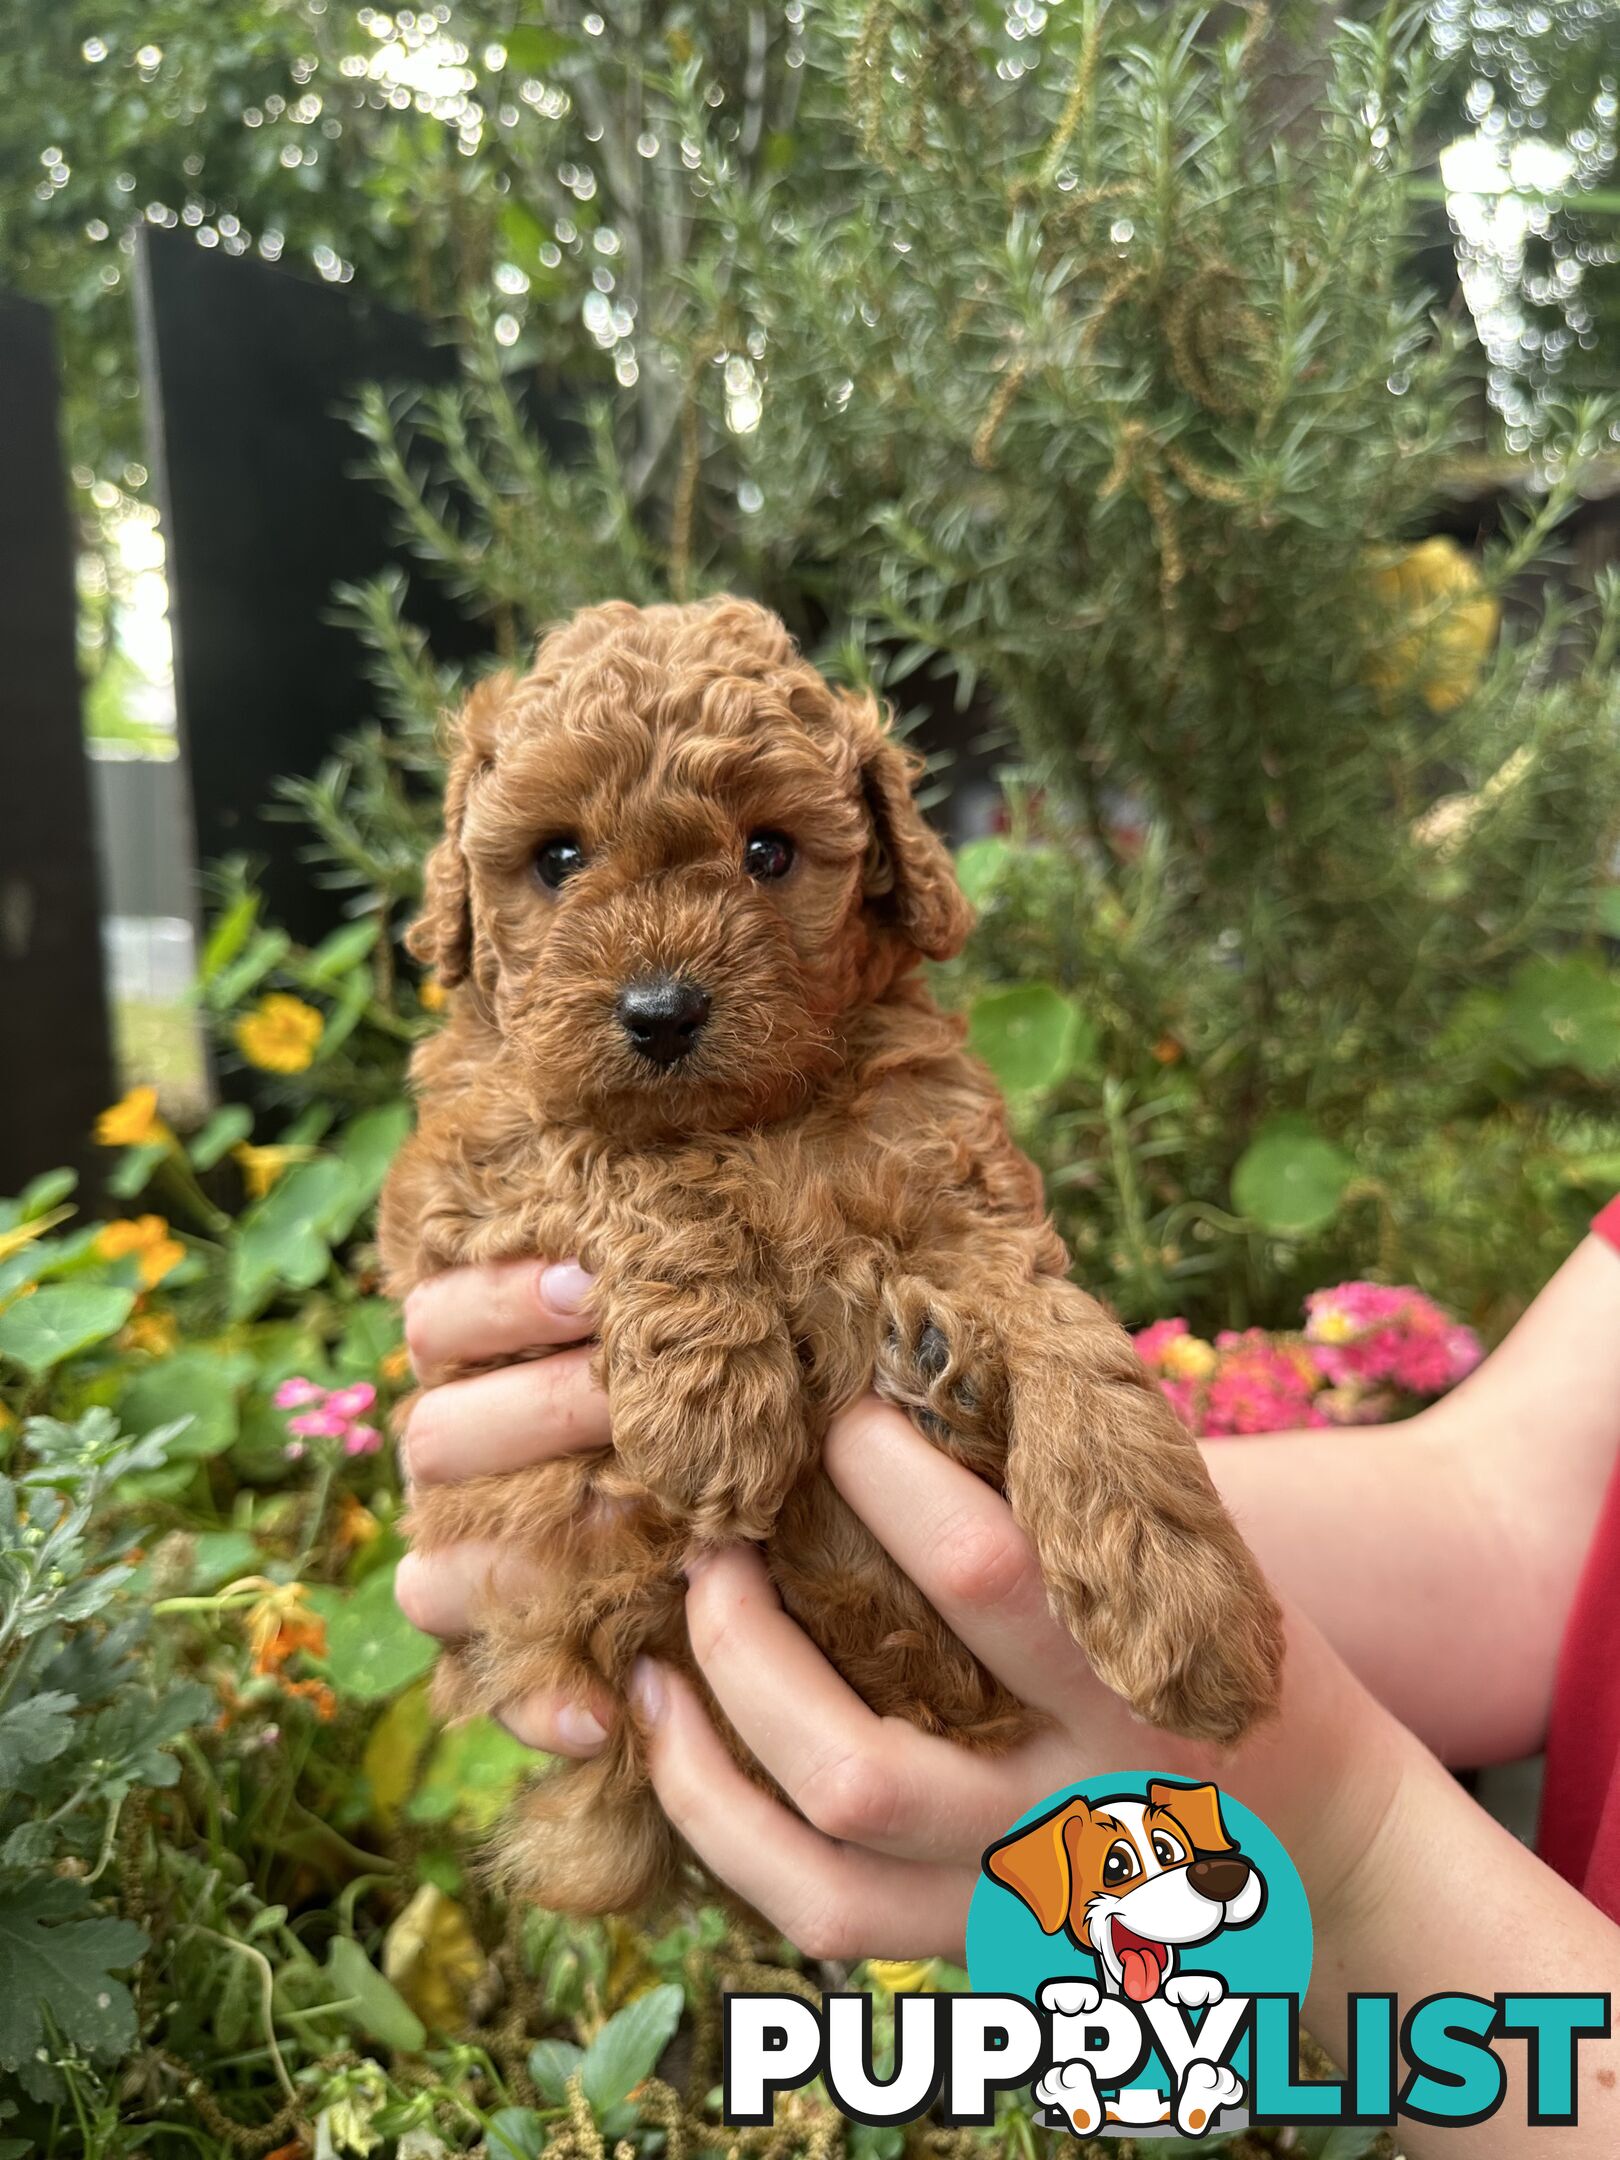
1148, 1781, 1234, 1856
849, 698, 975, 962
407, 672, 515, 988
983, 1798, 1090, 1934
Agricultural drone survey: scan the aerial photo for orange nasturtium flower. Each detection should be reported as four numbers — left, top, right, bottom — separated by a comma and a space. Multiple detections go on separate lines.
231, 1141, 316, 1198
245, 1581, 328, 1677
97, 1215, 185, 1288
234, 993, 325, 1074
241, 1583, 338, 1721
120, 1308, 181, 1357
95, 1084, 171, 1149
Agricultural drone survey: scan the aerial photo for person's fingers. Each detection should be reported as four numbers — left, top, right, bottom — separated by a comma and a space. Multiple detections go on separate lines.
403, 1258, 595, 1380
683, 1546, 1043, 1859
403, 1347, 609, 1486
496, 1683, 616, 1759
393, 1540, 548, 1640
631, 1658, 972, 1960
824, 1396, 1101, 1722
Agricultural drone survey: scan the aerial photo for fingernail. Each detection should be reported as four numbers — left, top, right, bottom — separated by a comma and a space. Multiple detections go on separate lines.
630, 1657, 666, 1724
539, 1260, 595, 1315
554, 1698, 609, 1752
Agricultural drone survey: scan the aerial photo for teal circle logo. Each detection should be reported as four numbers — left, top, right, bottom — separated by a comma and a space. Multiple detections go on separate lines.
967, 1775, 1311, 2136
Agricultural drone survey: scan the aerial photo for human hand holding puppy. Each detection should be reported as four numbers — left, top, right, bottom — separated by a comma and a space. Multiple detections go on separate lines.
395, 1254, 1393, 1956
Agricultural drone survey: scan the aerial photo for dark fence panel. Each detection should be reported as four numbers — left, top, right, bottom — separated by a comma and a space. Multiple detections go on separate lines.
0, 294, 116, 1203
134, 226, 486, 949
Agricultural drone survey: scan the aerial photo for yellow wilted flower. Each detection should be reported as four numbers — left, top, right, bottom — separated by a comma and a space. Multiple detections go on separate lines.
235, 993, 324, 1074
382, 1884, 487, 2032
865, 1959, 938, 1993
231, 1141, 316, 1197
418, 974, 447, 1013
97, 1214, 185, 1288
1364, 536, 1499, 715
95, 1084, 171, 1149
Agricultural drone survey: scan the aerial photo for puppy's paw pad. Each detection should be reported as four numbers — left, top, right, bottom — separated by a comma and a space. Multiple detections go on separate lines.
1039, 1978, 1102, 2017
1165, 1973, 1225, 2010
1175, 2059, 1244, 2137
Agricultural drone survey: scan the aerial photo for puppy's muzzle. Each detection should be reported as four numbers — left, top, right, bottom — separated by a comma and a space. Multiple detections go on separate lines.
1185, 1854, 1252, 1903
617, 977, 712, 1068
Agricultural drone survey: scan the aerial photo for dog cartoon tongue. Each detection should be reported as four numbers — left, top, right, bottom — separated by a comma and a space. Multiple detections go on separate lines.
1112, 1920, 1169, 2003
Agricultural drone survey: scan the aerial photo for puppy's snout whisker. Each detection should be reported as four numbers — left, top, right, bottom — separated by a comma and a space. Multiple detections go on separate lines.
617, 976, 712, 1068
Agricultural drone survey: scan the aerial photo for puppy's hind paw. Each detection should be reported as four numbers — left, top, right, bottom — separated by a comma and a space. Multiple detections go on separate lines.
1033, 2060, 1104, 2137
1175, 2060, 1244, 2137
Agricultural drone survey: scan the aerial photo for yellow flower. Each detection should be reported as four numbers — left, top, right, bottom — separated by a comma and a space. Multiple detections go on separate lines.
95, 1084, 171, 1149
1364, 536, 1500, 715
379, 1343, 412, 1384
231, 1141, 316, 1198
121, 1308, 181, 1356
97, 1214, 185, 1288
865, 1959, 938, 1993
418, 974, 447, 1013
1161, 1332, 1218, 1382
234, 994, 325, 1074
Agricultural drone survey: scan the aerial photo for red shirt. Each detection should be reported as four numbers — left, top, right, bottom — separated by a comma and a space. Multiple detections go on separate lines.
1537, 1196, 1620, 1921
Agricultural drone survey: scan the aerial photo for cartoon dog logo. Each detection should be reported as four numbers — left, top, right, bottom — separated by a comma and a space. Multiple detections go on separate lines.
983, 1780, 1266, 2136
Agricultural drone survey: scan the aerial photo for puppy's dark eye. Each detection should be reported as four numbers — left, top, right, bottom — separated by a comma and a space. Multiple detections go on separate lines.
1103, 1842, 1138, 1886
744, 831, 794, 881
535, 836, 586, 890
1151, 1834, 1184, 1868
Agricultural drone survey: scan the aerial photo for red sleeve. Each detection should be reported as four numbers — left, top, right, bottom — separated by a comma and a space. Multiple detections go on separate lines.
1595, 1197, 1620, 1252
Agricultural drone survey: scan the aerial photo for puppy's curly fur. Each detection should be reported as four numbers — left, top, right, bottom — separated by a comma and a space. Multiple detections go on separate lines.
380, 597, 1284, 1918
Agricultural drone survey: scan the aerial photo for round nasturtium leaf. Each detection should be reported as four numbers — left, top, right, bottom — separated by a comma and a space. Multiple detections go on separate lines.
1231, 1120, 1353, 1237
1503, 954, 1620, 1080
969, 983, 1095, 1093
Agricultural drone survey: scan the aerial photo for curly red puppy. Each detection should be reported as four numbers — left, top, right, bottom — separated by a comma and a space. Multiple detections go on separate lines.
380, 596, 1284, 1916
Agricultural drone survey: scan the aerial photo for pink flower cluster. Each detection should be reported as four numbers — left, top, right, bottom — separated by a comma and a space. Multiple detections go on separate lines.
273, 1377, 382, 1459
1134, 1284, 1482, 1439
1303, 1282, 1482, 1397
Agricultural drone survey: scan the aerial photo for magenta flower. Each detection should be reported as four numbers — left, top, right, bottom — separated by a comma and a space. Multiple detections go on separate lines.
273, 1376, 324, 1409
274, 1374, 388, 1459
1134, 1318, 1190, 1371
325, 1382, 378, 1420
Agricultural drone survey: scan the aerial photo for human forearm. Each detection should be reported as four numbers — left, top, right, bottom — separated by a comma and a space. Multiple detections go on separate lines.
1303, 1697, 1620, 2156
1205, 1416, 1540, 1762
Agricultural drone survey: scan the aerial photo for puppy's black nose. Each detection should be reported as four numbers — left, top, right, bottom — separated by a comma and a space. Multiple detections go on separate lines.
617, 978, 711, 1068
1187, 1854, 1251, 1904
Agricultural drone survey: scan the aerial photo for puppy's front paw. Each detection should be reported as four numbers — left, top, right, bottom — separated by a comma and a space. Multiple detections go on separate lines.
1038, 1978, 1102, 2018
1175, 2059, 1244, 2137
1164, 1973, 1225, 2010
876, 1277, 1005, 1463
